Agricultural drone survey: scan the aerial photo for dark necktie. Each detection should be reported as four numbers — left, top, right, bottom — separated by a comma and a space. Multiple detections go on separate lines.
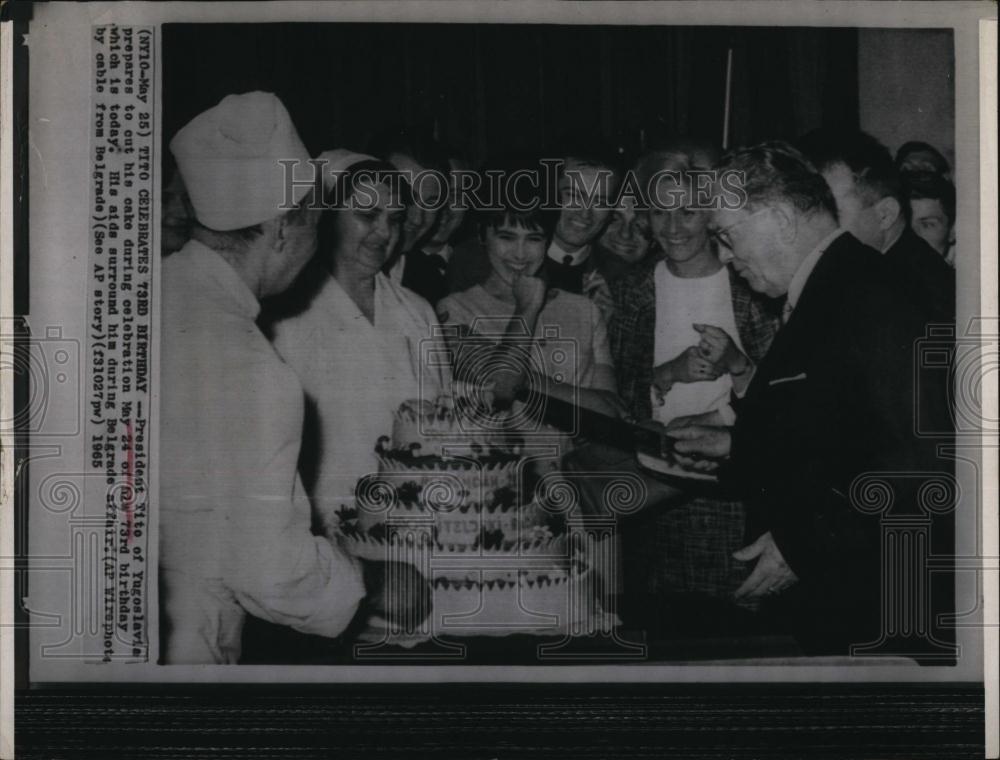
425, 252, 447, 271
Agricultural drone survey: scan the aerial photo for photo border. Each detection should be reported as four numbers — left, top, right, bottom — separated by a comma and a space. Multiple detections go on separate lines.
3, 1, 996, 757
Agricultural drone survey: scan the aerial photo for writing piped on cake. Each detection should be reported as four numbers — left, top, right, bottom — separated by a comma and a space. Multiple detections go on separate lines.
395, 398, 439, 422
389, 395, 501, 458
393, 396, 459, 434
394, 392, 500, 428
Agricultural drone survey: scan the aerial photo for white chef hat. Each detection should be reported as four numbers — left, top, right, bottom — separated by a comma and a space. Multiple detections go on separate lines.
315, 149, 378, 191
169, 91, 313, 231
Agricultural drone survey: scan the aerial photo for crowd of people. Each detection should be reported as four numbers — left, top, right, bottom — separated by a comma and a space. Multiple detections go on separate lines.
160, 91, 955, 664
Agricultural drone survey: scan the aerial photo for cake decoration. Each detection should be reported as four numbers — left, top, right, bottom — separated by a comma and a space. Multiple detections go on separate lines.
339, 394, 606, 641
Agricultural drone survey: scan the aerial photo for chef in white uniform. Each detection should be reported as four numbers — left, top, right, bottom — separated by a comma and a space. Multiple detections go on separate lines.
161, 92, 367, 664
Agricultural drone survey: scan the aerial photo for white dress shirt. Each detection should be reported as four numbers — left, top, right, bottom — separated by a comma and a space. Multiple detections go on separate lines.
650, 262, 743, 425
547, 239, 591, 267
273, 271, 451, 529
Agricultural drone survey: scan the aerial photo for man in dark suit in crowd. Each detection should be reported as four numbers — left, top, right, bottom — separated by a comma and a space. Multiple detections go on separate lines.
669, 142, 951, 657
797, 129, 955, 323
395, 151, 475, 308
411, 154, 471, 306
543, 144, 620, 300
903, 170, 957, 266
371, 130, 452, 305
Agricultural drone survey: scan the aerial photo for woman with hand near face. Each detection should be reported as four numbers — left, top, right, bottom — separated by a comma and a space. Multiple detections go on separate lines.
436, 169, 619, 418
270, 151, 451, 535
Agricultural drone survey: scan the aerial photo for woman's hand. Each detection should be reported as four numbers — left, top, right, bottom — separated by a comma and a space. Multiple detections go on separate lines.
693, 323, 750, 376
490, 367, 528, 409
653, 346, 722, 398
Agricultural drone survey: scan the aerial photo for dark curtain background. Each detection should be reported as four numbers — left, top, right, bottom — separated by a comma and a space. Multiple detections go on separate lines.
162, 23, 858, 169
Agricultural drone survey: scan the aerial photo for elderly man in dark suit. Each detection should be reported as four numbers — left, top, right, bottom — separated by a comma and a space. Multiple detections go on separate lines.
595, 140, 782, 631
670, 142, 950, 656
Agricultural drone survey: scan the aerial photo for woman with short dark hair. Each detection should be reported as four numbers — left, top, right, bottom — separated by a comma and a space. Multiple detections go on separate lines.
437, 166, 619, 417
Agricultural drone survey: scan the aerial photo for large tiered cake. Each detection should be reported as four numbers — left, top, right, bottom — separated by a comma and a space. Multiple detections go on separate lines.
337, 395, 596, 640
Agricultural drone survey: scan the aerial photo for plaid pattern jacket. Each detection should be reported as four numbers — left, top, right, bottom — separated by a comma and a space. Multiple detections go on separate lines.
610, 262, 781, 422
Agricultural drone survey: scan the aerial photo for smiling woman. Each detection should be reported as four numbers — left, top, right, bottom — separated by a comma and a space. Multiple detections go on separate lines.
322, 164, 407, 306
608, 139, 782, 608
437, 166, 620, 418
268, 152, 452, 535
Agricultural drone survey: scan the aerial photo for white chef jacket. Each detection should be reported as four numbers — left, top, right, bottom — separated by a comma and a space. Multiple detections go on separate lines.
160, 241, 366, 663
272, 271, 451, 529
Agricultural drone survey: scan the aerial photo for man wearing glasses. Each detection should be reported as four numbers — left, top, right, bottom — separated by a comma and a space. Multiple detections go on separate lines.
669, 142, 947, 657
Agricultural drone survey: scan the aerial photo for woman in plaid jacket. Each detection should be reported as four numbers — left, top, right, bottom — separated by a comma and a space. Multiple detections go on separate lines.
609, 142, 781, 613
611, 263, 779, 424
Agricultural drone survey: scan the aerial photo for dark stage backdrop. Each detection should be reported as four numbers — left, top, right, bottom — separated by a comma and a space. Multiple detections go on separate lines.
162, 23, 858, 170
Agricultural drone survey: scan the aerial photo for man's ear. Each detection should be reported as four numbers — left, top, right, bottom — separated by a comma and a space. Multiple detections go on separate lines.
772, 201, 796, 244
266, 214, 290, 253
875, 196, 902, 231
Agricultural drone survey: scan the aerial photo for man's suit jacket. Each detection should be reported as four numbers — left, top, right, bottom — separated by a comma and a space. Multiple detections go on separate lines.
542, 253, 593, 295
399, 248, 450, 307
884, 226, 955, 323
731, 232, 949, 653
